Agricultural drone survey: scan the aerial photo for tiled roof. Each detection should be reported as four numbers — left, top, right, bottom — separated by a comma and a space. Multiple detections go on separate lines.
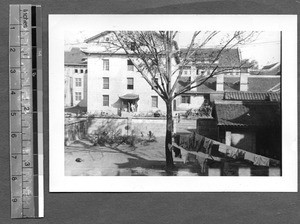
224, 92, 280, 102
248, 76, 280, 92
262, 63, 279, 70
65, 48, 87, 65
250, 63, 281, 76
180, 48, 241, 67
214, 101, 280, 127
178, 75, 280, 94
84, 31, 112, 43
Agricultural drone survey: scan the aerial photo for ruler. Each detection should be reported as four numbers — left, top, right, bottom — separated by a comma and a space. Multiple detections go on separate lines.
9, 5, 43, 218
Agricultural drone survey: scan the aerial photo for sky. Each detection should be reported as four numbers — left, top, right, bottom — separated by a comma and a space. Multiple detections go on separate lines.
65, 30, 280, 68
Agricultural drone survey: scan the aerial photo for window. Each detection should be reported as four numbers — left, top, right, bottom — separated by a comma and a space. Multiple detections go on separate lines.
187, 76, 191, 83
152, 78, 158, 89
152, 96, 158, 108
85, 69, 88, 73
75, 78, 82, 87
103, 59, 109, 71
130, 42, 136, 51
75, 92, 82, 101
127, 78, 134, 89
74, 69, 78, 73
127, 60, 134, 71
103, 77, 109, 89
183, 70, 191, 75
197, 69, 205, 76
80, 69, 84, 73
103, 95, 109, 106
181, 96, 191, 104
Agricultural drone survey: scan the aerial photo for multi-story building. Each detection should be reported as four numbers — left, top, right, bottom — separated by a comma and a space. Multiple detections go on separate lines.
82, 33, 165, 115
64, 47, 88, 108
72, 32, 280, 117
175, 48, 280, 112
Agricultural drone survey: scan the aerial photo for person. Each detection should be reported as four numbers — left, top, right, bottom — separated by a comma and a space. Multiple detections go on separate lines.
131, 103, 135, 112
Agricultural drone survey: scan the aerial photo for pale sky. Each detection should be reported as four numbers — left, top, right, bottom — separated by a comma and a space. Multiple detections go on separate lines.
65, 30, 280, 68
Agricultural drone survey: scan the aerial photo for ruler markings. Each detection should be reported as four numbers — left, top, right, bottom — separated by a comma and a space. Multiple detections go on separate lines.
10, 4, 43, 219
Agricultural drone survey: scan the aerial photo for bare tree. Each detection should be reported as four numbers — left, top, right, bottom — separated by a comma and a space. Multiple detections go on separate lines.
97, 31, 258, 170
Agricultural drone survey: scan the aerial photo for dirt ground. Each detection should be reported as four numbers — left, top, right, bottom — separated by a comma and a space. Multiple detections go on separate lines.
65, 137, 203, 176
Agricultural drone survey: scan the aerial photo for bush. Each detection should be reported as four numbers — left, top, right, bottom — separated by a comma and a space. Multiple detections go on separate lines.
184, 101, 212, 118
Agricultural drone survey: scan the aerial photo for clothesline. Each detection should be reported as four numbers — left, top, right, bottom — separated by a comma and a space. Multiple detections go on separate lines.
173, 132, 280, 167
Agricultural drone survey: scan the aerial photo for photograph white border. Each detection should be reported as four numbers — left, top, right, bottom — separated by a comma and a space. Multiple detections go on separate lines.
49, 15, 297, 192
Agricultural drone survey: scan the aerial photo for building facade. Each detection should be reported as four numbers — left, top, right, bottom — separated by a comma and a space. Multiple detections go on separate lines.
83, 54, 165, 115
64, 48, 87, 108
174, 48, 249, 112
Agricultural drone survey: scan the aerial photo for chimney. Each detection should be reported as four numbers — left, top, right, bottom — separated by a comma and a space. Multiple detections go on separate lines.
216, 74, 224, 91
240, 73, 248, 91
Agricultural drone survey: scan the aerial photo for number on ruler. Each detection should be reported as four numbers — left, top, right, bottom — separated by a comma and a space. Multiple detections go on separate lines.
11, 91, 16, 95
10, 48, 16, 52
10, 69, 16, 73
12, 176, 17, 181
11, 112, 17, 116
12, 198, 17, 203
11, 133, 17, 138
24, 161, 30, 166
12, 155, 17, 159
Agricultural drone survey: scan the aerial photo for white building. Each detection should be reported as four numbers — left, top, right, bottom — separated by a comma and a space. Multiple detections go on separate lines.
64, 48, 88, 108
82, 33, 165, 115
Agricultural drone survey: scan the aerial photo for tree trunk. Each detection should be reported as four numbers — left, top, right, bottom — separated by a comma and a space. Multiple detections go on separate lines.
165, 100, 174, 169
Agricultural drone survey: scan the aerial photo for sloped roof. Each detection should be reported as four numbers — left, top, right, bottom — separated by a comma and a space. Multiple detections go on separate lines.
84, 31, 112, 43
248, 76, 281, 92
250, 63, 281, 76
119, 94, 139, 100
224, 92, 280, 102
65, 48, 87, 65
180, 48, 241, 67
262, 62, 279, 70
178, 75, 280, 94
214, 101, 280, 127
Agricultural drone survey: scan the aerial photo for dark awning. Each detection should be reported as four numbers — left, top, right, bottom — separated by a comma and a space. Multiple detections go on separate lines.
119, 94, 139, 100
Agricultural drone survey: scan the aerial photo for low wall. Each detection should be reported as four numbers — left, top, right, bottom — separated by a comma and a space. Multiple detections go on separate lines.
65, 120, 88, 144
65, 117, 167, 142
131, 117, 166, 137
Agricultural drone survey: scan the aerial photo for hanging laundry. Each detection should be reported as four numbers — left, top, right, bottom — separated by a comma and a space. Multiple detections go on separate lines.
253, 155, 270, 167
244, 151, 255, 163
196, 155, 206, 173
218, 144, 227, 154
179, 135, 190, 149
203, 138, 213, 154
226, 146, 239, 159
270, 159, 280, 167
237, 150, 246, 159
194, 134, 205, 152
173, 147, 182, 158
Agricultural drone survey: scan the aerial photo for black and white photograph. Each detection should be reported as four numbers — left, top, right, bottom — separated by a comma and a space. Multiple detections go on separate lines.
49, 15, 297, 192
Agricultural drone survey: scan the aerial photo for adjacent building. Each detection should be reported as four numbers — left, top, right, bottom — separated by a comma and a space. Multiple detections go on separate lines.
174, 48, 249, 111
175, 73, 280, 112
64, 48, 88, 108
